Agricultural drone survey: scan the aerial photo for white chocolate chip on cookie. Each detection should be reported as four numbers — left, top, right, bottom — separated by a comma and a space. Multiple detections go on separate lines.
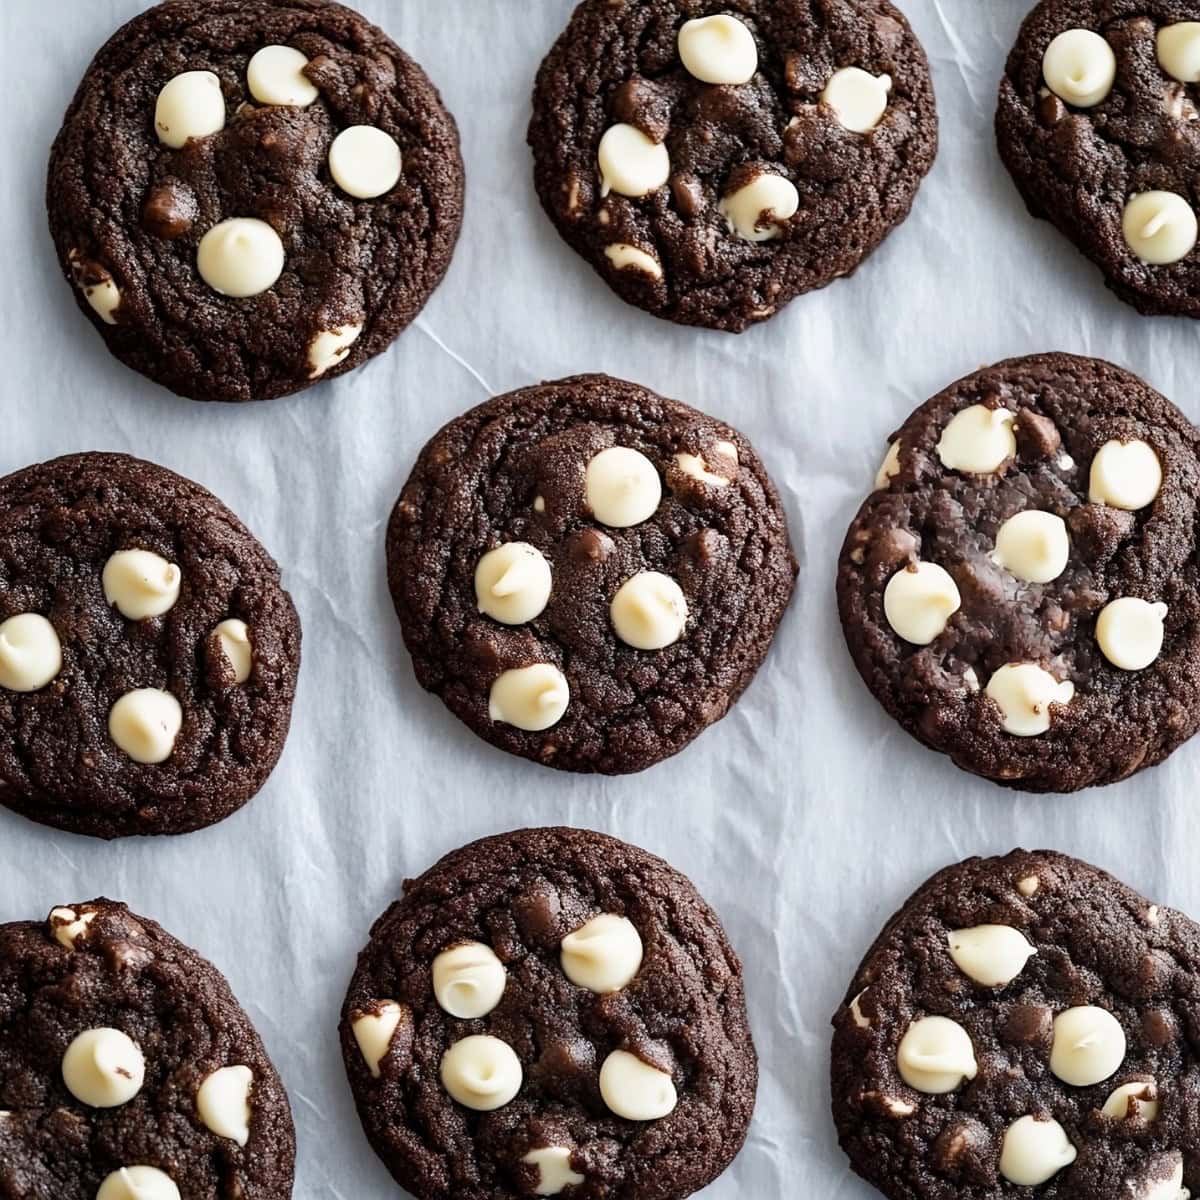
198, 218, 285, 297
489, 664, 569, 731
351, 1001, 407, 1078
0, 614, 62, 692
1123, 192, 1198, 265
874, 440, 901, 490
247, 45, 319, 107
97, 1167, 181, 1200
308, 323, 363, 378
432, 942, 507, 1019
598, 124, 670, 198
883, 562, 961, 646
561, 914, 643, 993
1158, 23, 1200, 83
155, 71, 226, 148
610, 572, 688, 650
675, 440, 738, 487
599, 1050, 677, 1120
822, 68, 892, 133
1089, 439, 1163, 510
523, 1146, 585, 1196
103, 549, 181, 620
211, 619, 252, 685
586, 446, 661, 527
1050, 1006, 1126, 1087
1000, 1116, 1077, 1185
604, 243, 663, 280
678, 15, 758, 85
991, 510, 1070, 584
475, 543, 553, 626
1097, 598, 1167, 671
196, 1065, 253, 1146
49, 906, 96, 949
948, 925, 1037, 987
62, 1028, 145, 1108
329, 126, 403, 199
937, 406, 1017, 474
1103, 1080, 1159, 1123
985, 663, 1074, 737
896, 1016, 978, 1095
108, 689, 183, 764
719, 173, 799, 241
441, 1036, 522, 1111
1042, 29, 1117, 107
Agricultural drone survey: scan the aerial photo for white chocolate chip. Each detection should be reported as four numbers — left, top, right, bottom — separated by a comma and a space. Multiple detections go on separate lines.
1000, 1116, 1078, 1186
937, 406, 1017, 474
883, 562, 961, 646
1123, 192, 1198, 264
850, 989, 871, 1029
102, 550, 181, 620
49, 906, 96, 949
876, 1094, 917, 1117
307, 323, 363, 379
1147, 905, 1162, 926
212, 619, 252, 685
440, 1036, 522, 1111
561, 914, 644, 994
533, 496, 546, 513
598, 124, 670, 198
432, 942, 507, 1019
197, 218, 285, 297
947, 925, 1037, 987
1138, 1158, 1188, 1200
1042, 29, 1117, 107
962, 667, 980, 693
896, 1016, 978, 1095
585, 446, 662, 527
329, 126, 403, 199
85, 278, 122, 325
1097, 598, 1167, 671
155, 71, 226, 149
0, 614, 62, 693
985, 663, 1075, 737
489, 664, 569, 731
108, 689, 183, 764
523, 1146, 585, 1197
475, 543, 553, 626
603, 243, 663, 280
1050, 1006, 1127, 1087
1158, 23, 1200, 83
874, 440, 901, 490
599, 1050, 677, 1121
675, 440, 738, 487
97, 1167, 181, 1200
62, 1028, 145, 1108
719, 173, 799, 241
247, 45, 319, 107
822, 67, 892, 133
1090, 439, 1163, 510
677, 14, 757, 84
196, 1065, 253, 1146
351, 1001, 406, 1078
610, 572, 688, 650
1017, 875, 1040, 897
991, 510, 1070, 584
1103, 1080, 1159, 1122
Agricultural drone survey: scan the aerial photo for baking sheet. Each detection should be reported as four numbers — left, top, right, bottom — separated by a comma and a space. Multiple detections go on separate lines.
3, 1, 1200, 1196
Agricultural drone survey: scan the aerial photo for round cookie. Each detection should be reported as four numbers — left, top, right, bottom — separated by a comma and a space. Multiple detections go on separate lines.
528, 0, 938, 333
386, 373, 797, 774
48, 0, 464, 402
832, 850, 1200, 1200
837, 353, 1200, 793
997, 1, 1200, 318
0, 452, 301, 838
340, 826, 757, 1200
0, 899, 294, 1199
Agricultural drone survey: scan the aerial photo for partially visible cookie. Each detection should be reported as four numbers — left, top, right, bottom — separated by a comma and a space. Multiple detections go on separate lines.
0, 898, 295, 1200
529, 0, 937, 332
386, 373, 797, 774
997, 1, 1200, 317
837, 352, 1200, 793
832, 850, 1200, 1200
0, 452, 301, 838
340, 826, 757, 1200
48, 0, 464, 402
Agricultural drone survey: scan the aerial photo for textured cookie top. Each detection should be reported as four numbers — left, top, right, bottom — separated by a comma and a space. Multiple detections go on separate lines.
832, 851, 1200, 1200
386, 374, 797, 774
997, 0, 1200, 318
0, 452, 300, 838
529, 0, 937, 332
0, 899, 294, 1200
340, 827, 757, 1200
837, 353, 1200, 793
48, 0, 463, 402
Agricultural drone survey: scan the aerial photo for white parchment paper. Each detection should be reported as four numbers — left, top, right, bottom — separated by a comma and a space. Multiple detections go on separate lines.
3, 2, 1200, 1196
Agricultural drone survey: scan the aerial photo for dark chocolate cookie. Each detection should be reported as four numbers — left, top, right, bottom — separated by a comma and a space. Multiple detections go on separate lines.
997, 1, 1200, 317
0, 451, 301, 838
48, 0, 464, 402
386, 373, 797, 774
529, 0, 937, 333
832, 850, 1200, 1200
837, 352, 1200, 793
340, 826, 756, 1200
0, 898, 295, 1200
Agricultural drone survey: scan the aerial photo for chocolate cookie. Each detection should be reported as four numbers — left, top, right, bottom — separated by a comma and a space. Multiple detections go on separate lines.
832, 850, 1200, 1200
48, 0, 464, 402
340, 826, 756, 1200
0, 452, 301, 838
997, 1, 1200, 317
529, 0, 937, 332
0, 899, 294, 1200
837, 352, 1200, 793
386, 373, 797, 774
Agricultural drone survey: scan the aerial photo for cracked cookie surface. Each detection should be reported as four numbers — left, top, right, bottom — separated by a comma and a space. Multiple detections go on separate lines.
832, 850, 1200, 1200
0, 898, 294, 1200
529, 0, 937, 332
0, 452, 300, 838
837, 352, 1200, 793
48, 0, 464, 402
340, 826, 756, 1200
386, 373, 797, 775
997, 0, 1200, 317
